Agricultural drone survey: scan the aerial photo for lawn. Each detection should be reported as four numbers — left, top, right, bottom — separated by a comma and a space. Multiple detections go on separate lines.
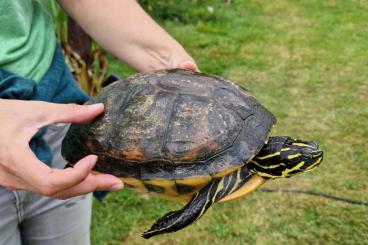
90, 0, 368, 244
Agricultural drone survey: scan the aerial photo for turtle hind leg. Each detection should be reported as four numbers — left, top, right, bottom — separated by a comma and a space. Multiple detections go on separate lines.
141, 192, 205, 239
142, 172, 239, 239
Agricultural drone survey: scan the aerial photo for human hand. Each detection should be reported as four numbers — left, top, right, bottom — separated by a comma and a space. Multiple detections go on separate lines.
0, 99, 124, 199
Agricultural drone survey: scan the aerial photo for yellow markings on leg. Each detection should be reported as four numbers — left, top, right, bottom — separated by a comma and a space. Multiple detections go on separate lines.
197, 176, 223, 220
219, 174, 266, 202
178, 167, 248, 220
256, 172, 278, 178
223, 168, 254, 200
214, 166, 241, 178
281, 147, 291, 152
226, 168, 243, 196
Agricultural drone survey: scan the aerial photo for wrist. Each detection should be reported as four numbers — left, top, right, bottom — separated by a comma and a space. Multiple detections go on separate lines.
133, 43, 197, 72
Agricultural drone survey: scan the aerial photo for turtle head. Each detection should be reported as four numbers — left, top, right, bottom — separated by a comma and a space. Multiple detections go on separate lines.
250, 136, 323, 179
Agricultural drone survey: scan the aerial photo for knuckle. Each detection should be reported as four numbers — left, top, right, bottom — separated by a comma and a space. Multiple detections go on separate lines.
7, 184, 20, 190
0, 176, 22, 190
52, 192, 68, 200
0, 154, 10, 169
39, 188, 53, 196
75, 170, 88, 182
0, 179, 20, 190
38, 181, 58, 196
70, 166, 89, 183
41, 188, 57, 197
1, 151, 17, 174
35, 113, 48, 125
68, 103, 83, 112
31, 102, 49, 124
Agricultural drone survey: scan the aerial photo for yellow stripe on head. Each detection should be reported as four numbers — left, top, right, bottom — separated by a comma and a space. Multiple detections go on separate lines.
282, 161, 305, 177
251, 160, 286, 169
305, 156, 323, 171
292, 143, 314, 148
287, 153, 301, 159
257, 171, 277, 178
257, 151, 280, 160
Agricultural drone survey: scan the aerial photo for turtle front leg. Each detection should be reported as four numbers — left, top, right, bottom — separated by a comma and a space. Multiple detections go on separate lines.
142, 166, 254, 239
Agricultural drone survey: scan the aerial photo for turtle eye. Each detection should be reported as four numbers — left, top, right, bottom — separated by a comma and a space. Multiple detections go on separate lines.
304, 153, 313, 159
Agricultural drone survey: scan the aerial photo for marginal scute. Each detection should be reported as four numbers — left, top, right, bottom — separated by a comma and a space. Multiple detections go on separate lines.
175, 183, 196, 195
144, 182, 165, 193
175, 175, 213, 188
120, 177, 148, 193
122, 149, 145, 160
61, 69, 276, 197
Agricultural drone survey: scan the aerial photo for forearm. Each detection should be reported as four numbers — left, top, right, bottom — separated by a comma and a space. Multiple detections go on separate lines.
59, 0, 194, 72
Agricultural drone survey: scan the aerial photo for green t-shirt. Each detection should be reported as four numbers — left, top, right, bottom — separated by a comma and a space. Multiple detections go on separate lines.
0, 0, 56, 81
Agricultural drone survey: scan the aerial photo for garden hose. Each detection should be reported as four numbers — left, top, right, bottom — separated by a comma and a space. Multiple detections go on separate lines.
260, 188, 368, 206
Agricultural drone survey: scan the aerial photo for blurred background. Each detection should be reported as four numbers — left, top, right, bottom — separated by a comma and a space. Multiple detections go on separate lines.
47, 0, 367, 244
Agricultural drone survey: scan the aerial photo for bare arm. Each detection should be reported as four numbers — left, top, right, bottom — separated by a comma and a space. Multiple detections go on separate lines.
59, 0, 198, 72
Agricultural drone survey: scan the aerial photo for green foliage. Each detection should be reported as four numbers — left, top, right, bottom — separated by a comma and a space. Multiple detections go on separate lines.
138, 0, 219, 23
37, 1, 68, 42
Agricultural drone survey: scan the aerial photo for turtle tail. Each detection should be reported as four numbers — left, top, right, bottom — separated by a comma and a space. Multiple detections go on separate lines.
142, 167, 251, 239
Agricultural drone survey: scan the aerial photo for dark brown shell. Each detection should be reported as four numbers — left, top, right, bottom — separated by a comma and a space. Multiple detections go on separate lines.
62, 69, 276, 180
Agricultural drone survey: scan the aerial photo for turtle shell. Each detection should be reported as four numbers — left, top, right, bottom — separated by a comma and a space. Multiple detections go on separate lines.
62, 69, 276, 185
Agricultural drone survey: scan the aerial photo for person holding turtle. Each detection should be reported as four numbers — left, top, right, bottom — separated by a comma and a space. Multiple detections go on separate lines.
0, 0, 198, 244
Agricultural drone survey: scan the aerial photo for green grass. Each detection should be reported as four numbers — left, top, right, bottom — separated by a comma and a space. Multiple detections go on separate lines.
91, 0, 368, 244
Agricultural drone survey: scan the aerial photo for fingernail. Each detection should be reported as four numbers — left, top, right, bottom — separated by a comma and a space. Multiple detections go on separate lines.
110, 182, 124, 191
180, 61, 199, 72
87, 103, 104, 110
89, 155, 98, 170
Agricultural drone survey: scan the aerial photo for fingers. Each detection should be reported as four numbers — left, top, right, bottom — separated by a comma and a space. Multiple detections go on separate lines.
51, 174, 124, 199
37, 155, 97, 194
12, 149, 90, 192
12, 150, 122, 197
0, 99, 122, 199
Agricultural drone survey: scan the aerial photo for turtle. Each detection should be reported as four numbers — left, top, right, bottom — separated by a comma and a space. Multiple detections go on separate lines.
61, 69, 323, 239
